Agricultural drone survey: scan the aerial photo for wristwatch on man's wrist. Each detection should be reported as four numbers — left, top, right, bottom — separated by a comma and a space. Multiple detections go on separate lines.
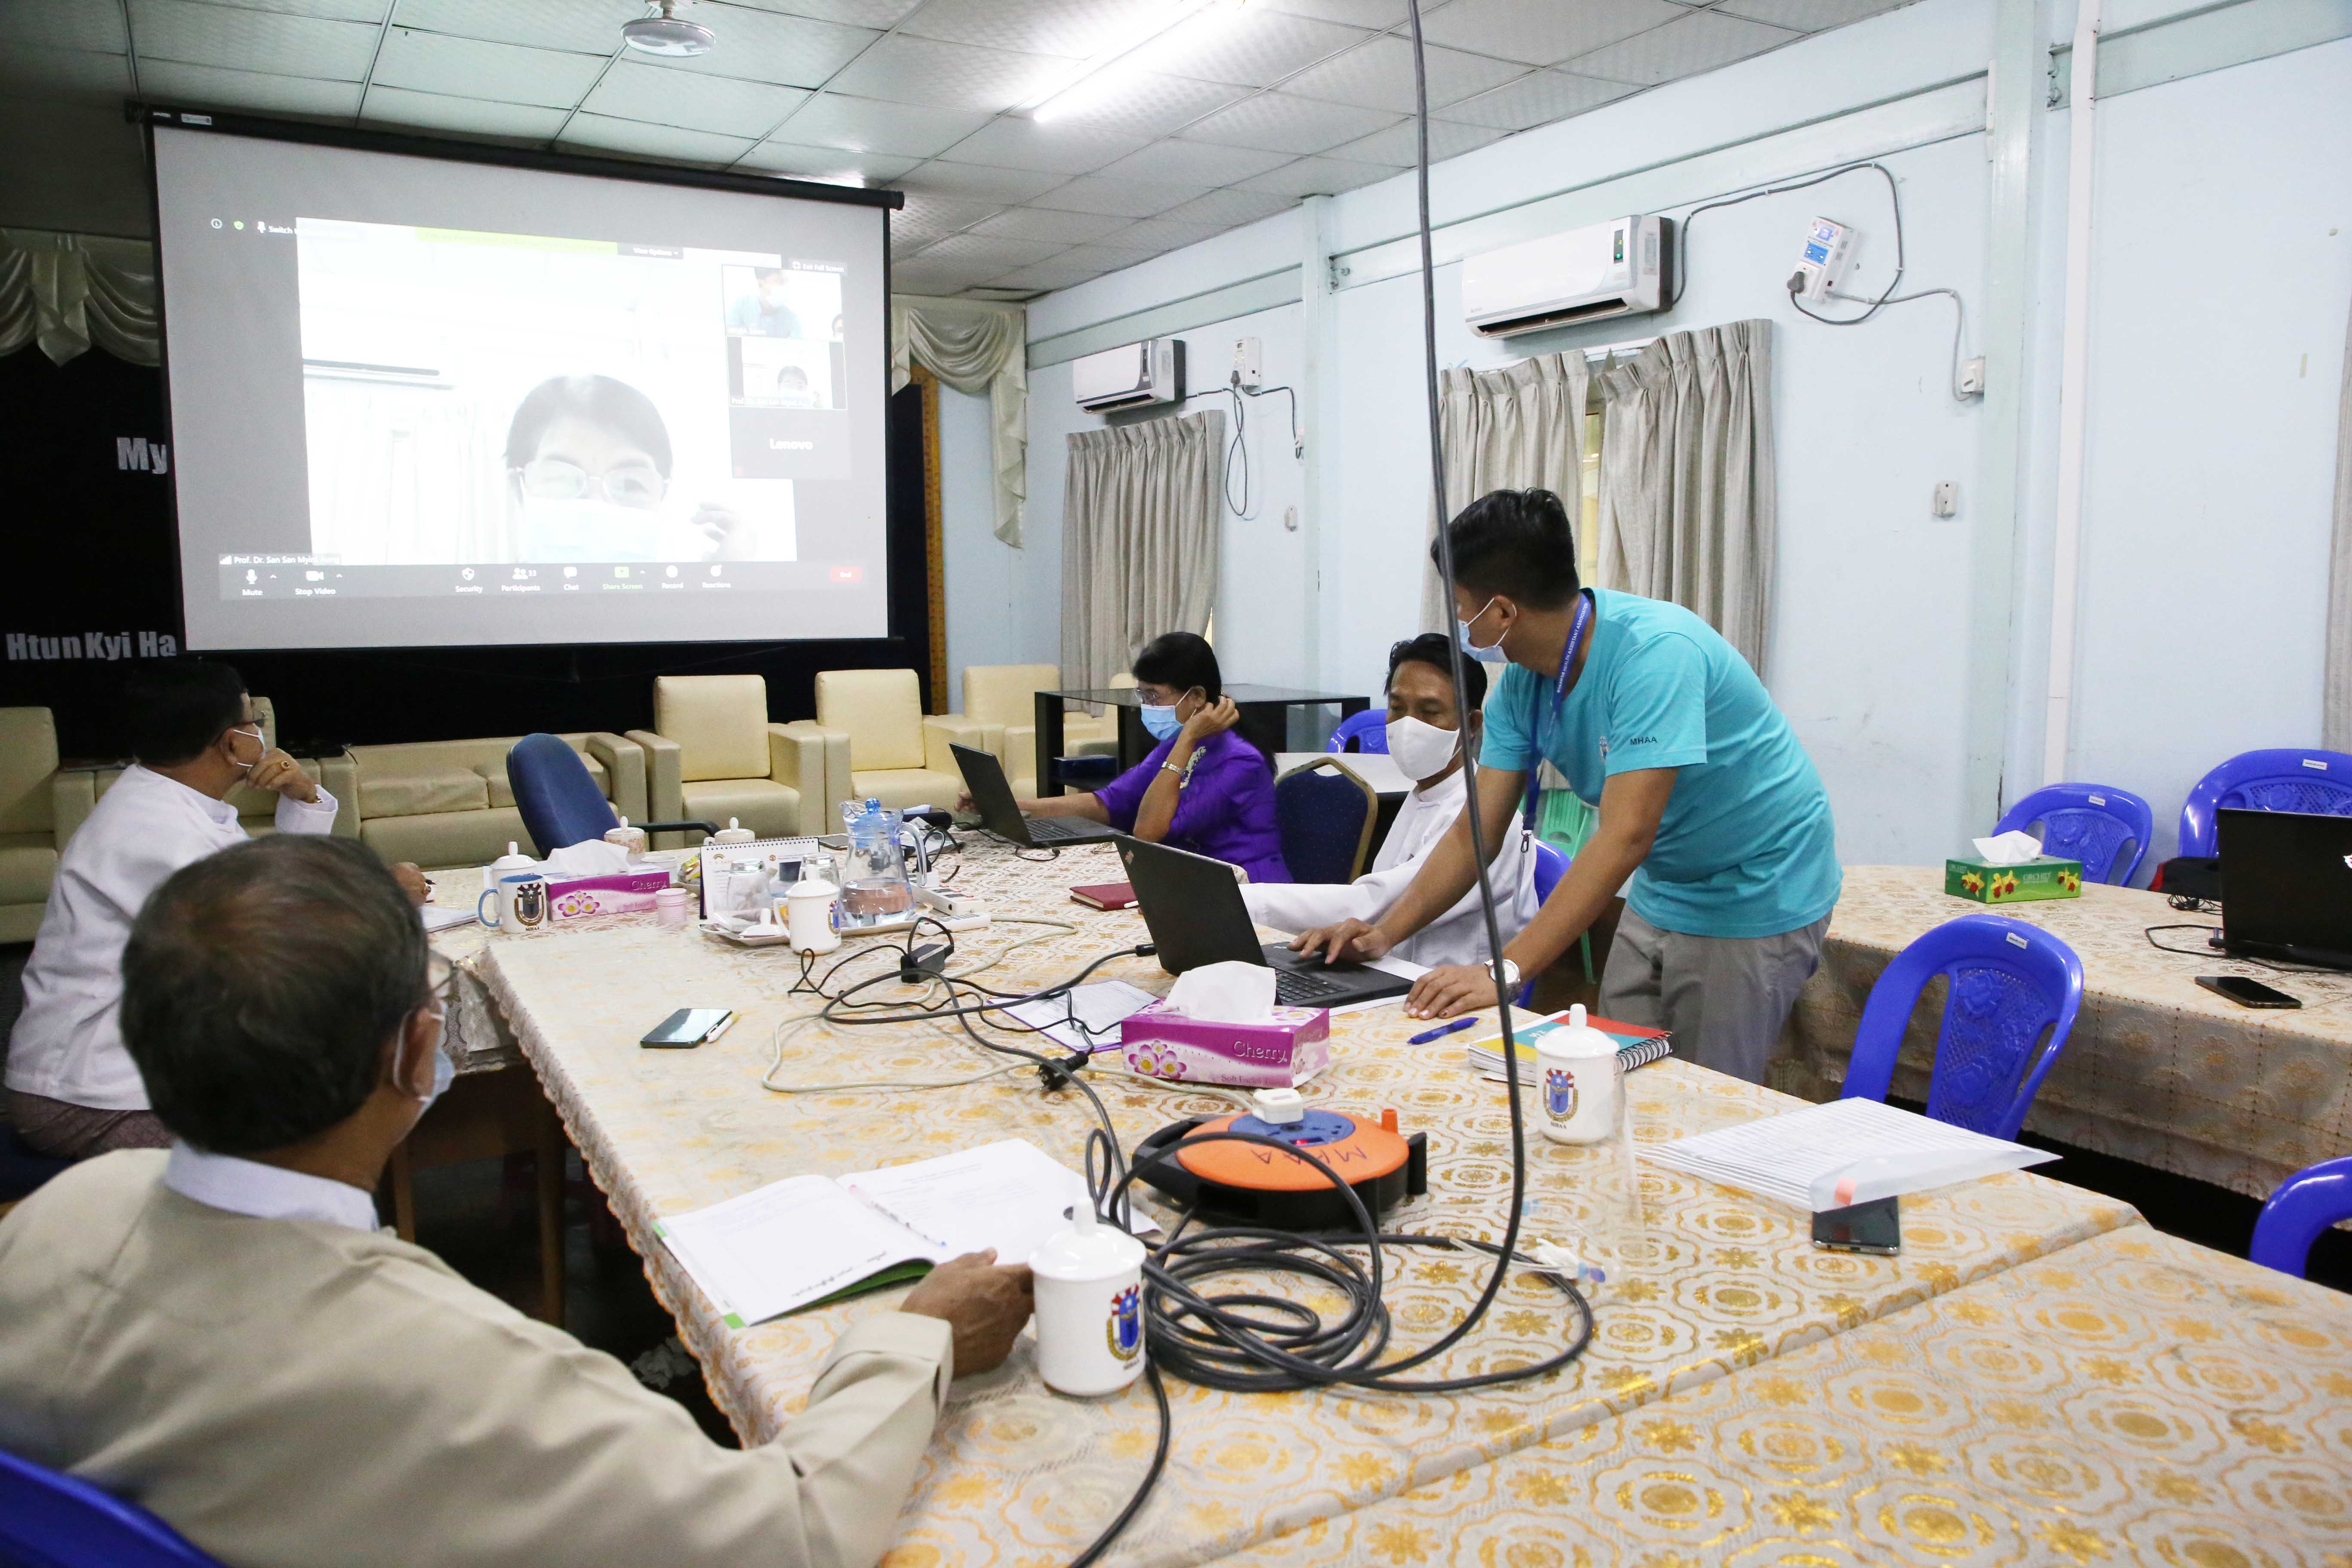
1494, 957, 1522, 994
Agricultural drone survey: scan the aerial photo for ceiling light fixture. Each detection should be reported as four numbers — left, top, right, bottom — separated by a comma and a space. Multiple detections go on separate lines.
621, 0, 714, 58
1029, 0, 1251, 124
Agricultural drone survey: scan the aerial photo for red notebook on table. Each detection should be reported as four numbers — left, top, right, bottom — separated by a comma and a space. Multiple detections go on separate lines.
1069, 882, 1136, 911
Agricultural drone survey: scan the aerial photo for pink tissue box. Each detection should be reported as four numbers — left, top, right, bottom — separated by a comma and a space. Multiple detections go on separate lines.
546, 869, 673, 921
1117, 1001, 1332, 1089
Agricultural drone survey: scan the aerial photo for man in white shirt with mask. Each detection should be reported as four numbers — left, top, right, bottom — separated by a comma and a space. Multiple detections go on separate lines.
5, 659, 423, 1160
1245, 634, 1540, 969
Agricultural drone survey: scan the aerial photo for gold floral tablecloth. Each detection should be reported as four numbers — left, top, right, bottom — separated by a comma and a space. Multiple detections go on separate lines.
1785, 866, 2352, 1201
1212, 1225, 2352, 1567
479, 839, 2144, 1567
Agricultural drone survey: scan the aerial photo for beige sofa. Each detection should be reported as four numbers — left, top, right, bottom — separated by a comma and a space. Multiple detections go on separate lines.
639, 675, 846, 845
815, 668, 994, 813
0, 708, 97, 944
345, 732, 645, 870
961, 665, 1124, 796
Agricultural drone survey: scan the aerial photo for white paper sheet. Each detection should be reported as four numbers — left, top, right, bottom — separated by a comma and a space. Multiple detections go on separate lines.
420, 904, 477, 933
655, 1174, 937, 1328
1001, 980, 1159, 1052
1639, 1096, 2054, 1212
839, 1138, 1142, 1264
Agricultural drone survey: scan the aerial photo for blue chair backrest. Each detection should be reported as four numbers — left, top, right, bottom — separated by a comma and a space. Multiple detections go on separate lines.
1994, 783, 2153, 886
1327, 710, 1389, 754
1273, 764, 1374, 885
1839, 914, 2084, 1140
507, 733, 619, 858
1, 1122, 73, 1204
0, 1448, 223, 1568
2250, 1155, 2352, 1279
2178, 748, 2352, 858
1516, 842, 1569, 1005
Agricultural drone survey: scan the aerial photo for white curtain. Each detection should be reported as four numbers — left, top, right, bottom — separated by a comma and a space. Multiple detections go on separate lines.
0, 229, 159, 367
1596, 320, 1778, 674
1060, 411, 1224, 693
2327, 288, 2352, 752
1419, 352, 1589, 631
891, 295, 1027, 548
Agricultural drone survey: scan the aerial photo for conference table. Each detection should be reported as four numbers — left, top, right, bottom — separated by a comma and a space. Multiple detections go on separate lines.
456, 837, 2152, 1565
1784, 866, 2352, 1201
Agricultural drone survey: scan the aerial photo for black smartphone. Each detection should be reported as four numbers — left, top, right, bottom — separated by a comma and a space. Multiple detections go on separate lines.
640, 1008, 737, 1048
1812, 1196, 1900, 1255
2196, 975, 2301, 1010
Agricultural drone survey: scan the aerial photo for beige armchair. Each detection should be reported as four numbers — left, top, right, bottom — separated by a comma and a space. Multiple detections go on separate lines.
346, 732, 645, 870
814, 668, 995, 814
639, 675, 846, 845
0, 707, 94, 943
962, 665, 1133, 796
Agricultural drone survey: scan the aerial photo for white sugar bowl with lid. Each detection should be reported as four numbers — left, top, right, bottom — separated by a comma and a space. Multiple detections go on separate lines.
1533, 1004, 1621, 1146
1029, 1204, 1147, 1396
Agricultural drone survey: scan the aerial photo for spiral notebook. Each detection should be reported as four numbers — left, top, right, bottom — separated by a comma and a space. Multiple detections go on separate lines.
1464, 1011, 1672, 1081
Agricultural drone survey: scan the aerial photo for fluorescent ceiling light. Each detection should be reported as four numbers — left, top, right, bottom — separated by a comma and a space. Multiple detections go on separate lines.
1030, 0, 1252, 124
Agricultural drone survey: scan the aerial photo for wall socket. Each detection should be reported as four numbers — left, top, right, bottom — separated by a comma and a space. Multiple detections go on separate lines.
1932, 480, 1959, 518
1958, 356, 1986, 396
1232, 336, 1262, 388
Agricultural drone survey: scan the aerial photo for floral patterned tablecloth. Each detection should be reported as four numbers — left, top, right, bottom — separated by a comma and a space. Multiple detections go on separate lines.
478, 839, 2144, 1567
1210, 1225, 2352, 1567
1785, 866, 2352, 1202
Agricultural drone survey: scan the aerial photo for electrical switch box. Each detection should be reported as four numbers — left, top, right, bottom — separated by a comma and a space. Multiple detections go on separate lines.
1792, 216, 1854, 303
1932, 481, 1959, 518
1232, 336, 1262, 389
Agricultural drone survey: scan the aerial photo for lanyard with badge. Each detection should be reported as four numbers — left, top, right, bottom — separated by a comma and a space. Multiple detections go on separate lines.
1521, 589, 1595, 835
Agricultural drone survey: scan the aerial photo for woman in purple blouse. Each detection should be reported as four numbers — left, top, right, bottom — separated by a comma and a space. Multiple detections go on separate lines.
989, 633, 1290, 885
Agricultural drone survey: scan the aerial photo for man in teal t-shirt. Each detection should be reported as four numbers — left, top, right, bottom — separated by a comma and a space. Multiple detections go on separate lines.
1291, 489, 1841, 1084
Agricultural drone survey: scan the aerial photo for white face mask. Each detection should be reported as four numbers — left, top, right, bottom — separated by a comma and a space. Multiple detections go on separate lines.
516, 498, 668, 563
225, 723, 265, 772
1385, 715, 1461, 782
410, 1004, 453, 1109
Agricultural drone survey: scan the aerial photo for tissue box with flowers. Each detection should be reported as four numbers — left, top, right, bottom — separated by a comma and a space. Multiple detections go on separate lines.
1945, 831, 2080, 904
1116, 960, 1332, 1088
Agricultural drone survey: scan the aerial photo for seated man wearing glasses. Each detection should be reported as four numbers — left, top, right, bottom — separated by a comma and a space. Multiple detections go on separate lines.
0, 835, 1032, 1568
5, 660, 425, 1161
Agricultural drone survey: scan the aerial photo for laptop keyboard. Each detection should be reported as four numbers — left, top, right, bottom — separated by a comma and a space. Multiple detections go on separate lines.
1025, 817, 1098, 844
1274, 968, 1355, 1005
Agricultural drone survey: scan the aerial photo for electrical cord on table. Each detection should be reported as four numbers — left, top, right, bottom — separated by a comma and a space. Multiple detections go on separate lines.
2144, 923, 2340, 975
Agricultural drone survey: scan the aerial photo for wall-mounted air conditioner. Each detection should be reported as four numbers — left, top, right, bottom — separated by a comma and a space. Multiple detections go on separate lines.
1072, 338, 1185, 412
1461, 216, 1672, 338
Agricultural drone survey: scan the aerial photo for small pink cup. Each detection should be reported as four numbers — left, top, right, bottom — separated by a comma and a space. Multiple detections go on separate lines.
654, 886, 690, 928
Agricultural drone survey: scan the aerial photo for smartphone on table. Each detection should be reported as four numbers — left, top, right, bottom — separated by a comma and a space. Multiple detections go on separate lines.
2195, 975, 2300, 1009
1812, 1195, 1900, 1255
640, 1008, 738, 1048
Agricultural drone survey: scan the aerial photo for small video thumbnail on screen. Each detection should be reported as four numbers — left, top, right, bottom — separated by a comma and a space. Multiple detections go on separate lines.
292, 220, 853, 568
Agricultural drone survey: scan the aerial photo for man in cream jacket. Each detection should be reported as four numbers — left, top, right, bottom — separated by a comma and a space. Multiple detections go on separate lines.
0, 834, 1033, 1568
1246, 634, 1540, 969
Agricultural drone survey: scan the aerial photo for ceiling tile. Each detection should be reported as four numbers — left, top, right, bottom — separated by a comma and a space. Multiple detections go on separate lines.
1092, 139, 1292, 186
1151, 9, 1370, 88
1280, 34, 1527, 113
556, 115, 757, 165
898, 161, 1070, 203
916, 232, 1071, 270
360, 84, 572, 139
129, 0, 381, 78
1026, 175, 1207, 217
1036, 69, 1250, 138
227, 0, 388, 20
1438, 68, 1638, 129
1047, 241, 1159, 273
1715, 0, 1912, 30
1325, 114, 1505, 164
2, 0, 128, 53
981, 259, 1108, 292
971, 206, 1132, 243
1565, 11, 1799, 84
1179, 91, 1398, 155
1260, 0, 1412, 25
388, 0, 640, 56
372, 29, 606, 108
1096, 214, 1232, 249
1420, 0, 1683, 66
134, 57, 367, 113
827, 34, 1083, 114
1234, 153, 1390, 197
719, 0, 923, 24
1156, 187, 1297, 226
892, 192, 1007, 240
938, 116, 1149, 175
900, 0, 1168, 60
772, 93, 993, 158
891, 255, 1007, 294
737, 139, 920, 181
581, 59, 808, 137
0, 46, 135, 97
653, 8, 881, 86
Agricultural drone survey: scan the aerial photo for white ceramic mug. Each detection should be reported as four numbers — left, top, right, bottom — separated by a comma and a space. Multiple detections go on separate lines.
1029, 1205, 1147, 1396
784, 877, 840, 953
478, 873, 550, 931
1534, 1004, 1621, 1146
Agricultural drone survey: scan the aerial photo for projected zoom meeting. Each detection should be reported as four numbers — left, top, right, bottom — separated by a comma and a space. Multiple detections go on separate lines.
153, 125, 891, 651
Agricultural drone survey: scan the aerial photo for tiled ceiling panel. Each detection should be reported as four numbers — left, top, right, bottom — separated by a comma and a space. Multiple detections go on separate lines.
34, 0, 1897, 299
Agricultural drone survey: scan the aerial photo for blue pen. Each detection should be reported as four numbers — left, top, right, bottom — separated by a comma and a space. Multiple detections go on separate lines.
1408, 1015, 1481, 1045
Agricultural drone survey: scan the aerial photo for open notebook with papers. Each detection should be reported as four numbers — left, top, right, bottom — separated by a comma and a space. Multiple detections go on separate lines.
653, 1139, 1153, 1327
1464, 1011, 1672, 1080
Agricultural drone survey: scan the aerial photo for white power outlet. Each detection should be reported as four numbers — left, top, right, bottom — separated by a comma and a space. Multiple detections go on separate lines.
1932, 480, 1959, 518
1232, 336, 1262, 388
1958, 356, 1987, 396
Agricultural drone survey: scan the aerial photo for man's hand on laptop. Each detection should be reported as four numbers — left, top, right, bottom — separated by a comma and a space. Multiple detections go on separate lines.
1290, 918, 1392, 966
901, 1249, 1034, 1376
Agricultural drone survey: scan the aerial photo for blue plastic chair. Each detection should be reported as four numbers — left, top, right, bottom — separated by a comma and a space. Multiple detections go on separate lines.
505, 734, 715, 855
2177, 748, 2352, 858
1839, 914, 2084, 1140
2250, 1155, 2352, 1278
1, 1123, 73, 1205
1994, 783, 2153, 886
0, 1448, 224, 1568
1515, 840, 1571, 1006
1326, 710, 1390, 754
1273, 761, 1376, 884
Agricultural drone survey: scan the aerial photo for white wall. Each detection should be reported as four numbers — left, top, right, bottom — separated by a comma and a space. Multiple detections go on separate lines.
937, 382, 1059, 711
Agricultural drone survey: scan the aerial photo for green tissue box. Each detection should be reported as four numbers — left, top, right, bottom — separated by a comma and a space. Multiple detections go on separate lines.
1944, 855, 2082, 903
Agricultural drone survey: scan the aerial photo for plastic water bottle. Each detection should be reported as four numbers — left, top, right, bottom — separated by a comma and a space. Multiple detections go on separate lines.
839, 797, 913, 921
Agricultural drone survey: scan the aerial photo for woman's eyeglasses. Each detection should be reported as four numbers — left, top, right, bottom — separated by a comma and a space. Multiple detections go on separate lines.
513, 458, 665, 509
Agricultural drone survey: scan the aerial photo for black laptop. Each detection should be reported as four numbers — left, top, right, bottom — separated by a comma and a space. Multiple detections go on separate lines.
949, 742, 1120, 847
1115, 834, 1415, 1009
2218, 808, 2352, 971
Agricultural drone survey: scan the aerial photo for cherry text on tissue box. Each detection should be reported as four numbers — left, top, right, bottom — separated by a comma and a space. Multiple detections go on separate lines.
547, 869, 673, 921
1118, 1001, 1331, 1089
